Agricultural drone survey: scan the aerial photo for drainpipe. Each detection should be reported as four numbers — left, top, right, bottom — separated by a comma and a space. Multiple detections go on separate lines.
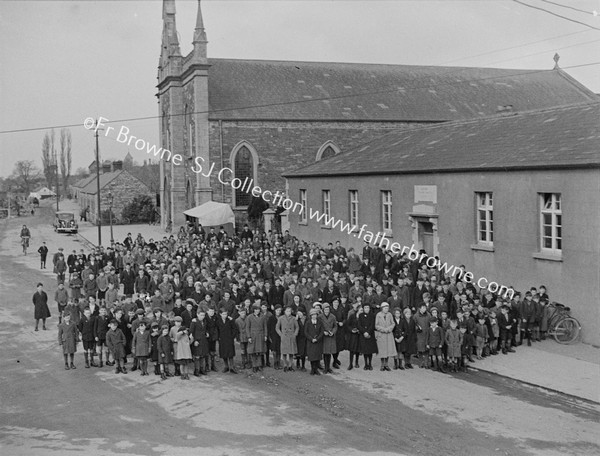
219, 120, 224, 202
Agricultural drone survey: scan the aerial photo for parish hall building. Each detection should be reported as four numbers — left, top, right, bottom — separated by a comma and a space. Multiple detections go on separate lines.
156, 0, 599, 344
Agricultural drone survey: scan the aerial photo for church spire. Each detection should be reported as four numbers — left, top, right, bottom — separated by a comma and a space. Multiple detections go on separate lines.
192, 0, 208, 62
161, 0, 181, 58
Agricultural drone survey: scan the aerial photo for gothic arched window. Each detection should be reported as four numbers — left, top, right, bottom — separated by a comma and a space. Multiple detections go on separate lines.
230, 142, 259, 208
316, 141, 341, 161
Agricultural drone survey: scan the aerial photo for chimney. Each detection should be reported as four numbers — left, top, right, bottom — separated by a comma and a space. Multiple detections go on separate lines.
112, 160, 123, 171
102, 161, 112, 174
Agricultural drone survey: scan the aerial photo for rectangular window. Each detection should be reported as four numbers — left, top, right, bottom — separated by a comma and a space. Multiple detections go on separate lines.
299, 189, 307, 224
322, 190, 331, 226
476, 192, 494, 245
349, 190, 359, 227
540, 193, 562, 252
381, 190, 392, 233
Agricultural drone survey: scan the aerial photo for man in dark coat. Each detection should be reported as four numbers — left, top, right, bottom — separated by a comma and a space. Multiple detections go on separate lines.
33, 283, 51, 331
78, 307, 98, 368
216, 308, 238, 373
37, 242, 49, 269
120, 263, 136, 297
304, 308, 325, 375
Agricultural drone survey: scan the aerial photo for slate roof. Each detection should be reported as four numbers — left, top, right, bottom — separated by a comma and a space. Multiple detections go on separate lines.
206, 58, 596, 121
285, 102, 600, 177
73, 175, 95, 189
80, 170, 124, 195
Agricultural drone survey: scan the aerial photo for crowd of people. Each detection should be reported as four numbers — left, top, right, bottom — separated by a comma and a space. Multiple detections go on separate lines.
32, 222, 553, 378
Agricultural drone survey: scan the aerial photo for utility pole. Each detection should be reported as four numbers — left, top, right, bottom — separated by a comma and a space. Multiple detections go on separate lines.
54, 147, 60, 212
95, 120, 103, 246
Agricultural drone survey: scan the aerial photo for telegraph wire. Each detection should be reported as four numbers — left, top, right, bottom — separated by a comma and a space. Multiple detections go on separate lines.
538, 0, 597, 16
1, 61, 599, 136
512, 0, 600, 31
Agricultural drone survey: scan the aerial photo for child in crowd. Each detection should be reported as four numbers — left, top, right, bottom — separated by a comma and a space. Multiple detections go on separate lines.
474, 316, 489, 359
132, 320, 151, 376
94, 306, 111, 367
58, 313, 78, 370
157, 325, 173, 379
150, 322, 161, 375
425, 317, 445, 373
460, 324, 473, 372
444, 320, 462, 372
106, 319, 127, 374
488, 310, 499, 355
175, 326, 192, 380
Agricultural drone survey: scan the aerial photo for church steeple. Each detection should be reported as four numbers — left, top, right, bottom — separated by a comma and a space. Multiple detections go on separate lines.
161, 0, 182, 60
192, 0, 208, 63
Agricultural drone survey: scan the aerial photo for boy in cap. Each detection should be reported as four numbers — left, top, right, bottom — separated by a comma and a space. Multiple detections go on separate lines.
170, 316, 183, 375
425, 316, 445, 373
106, 319, 127, 374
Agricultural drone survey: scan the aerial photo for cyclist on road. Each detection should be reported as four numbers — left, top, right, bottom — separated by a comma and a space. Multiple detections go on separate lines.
20, 224, 31, 255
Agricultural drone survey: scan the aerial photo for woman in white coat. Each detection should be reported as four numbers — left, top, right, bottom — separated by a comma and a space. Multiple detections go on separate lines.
375, 302, 397, 371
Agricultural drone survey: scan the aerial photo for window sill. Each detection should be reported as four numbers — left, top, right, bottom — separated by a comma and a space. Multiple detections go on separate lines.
470, 243, 494, 252
320, 225, 332, 230
532, 251, 562, 262
298, 221, 308, 226
382, 229, 393, 237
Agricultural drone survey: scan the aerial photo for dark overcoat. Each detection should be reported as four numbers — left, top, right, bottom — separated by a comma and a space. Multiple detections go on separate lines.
331, 305, 347, 352
296, 317, 307, 357
157, 334, 173, 363
267, 312, 281, 352
190, 319, 210, 357
132, 330, 151, 357
33, 291, 51, 320
393, 316, 417, 355
216, 316, 237, 359
357, 311, 378, 355
345, 309, 361, 353
304, 317, 324, 362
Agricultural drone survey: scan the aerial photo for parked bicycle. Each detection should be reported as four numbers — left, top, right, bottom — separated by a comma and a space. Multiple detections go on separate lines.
546, 302, 581, 344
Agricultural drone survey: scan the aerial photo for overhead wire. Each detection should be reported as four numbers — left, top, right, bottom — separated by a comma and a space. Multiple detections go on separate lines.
511, 0, 600, 31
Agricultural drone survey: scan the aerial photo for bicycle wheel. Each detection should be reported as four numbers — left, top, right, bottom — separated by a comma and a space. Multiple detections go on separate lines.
554, 317, 581, 344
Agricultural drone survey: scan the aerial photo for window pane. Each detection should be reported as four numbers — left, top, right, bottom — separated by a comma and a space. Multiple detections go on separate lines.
543, 237, 552, 249
234, 147, 253, 206
543, 213, 552, 225
544, 225, 552, 237
556, 238, 562, 250
554, 195, 561, 211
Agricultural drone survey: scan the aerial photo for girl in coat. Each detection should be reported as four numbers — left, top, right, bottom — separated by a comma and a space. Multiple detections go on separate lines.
58, 313, 78, 370
344, 301, 362, 370
157, 325, 173, 379
175, 326, 192, 380
304, 308, 325, 375
132, 320, 151, 376
190, 309, 210, 376
106, 319, 127, 374
216, 308, 238, 374
357, 303, 377, 370
375, 302, 397, 371
444, 319, 463, 372
276, 306, 299, 372
398, 307, 417, 369
295, 308, 307, 371
320, 303, 338, 374
246, 305, 268, 373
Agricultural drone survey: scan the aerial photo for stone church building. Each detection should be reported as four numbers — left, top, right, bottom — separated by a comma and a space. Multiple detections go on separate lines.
157, 0, 596, 229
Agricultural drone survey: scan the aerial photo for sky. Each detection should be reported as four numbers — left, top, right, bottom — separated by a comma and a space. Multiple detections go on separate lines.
1, 0, 599, 178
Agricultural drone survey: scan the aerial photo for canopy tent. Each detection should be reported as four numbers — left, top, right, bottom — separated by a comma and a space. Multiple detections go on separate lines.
183, 201, 235, 234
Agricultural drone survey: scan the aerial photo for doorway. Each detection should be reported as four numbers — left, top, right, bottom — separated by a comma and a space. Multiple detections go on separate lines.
418, 221, 434, 256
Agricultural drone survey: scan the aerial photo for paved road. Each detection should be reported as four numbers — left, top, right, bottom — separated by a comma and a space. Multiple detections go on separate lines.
1, 205, 599, 456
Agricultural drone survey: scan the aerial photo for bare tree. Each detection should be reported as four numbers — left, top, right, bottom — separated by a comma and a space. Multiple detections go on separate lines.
11, 160, 40, 195
59, 128, 72, 197
41, 132, 53, 188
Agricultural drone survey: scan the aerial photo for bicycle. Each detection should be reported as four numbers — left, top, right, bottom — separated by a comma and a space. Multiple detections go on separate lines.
546, 302, 581, 344
21, 236, 30, 255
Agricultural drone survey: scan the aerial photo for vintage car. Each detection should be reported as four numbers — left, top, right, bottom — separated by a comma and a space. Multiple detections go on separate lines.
54, 211, 78, 234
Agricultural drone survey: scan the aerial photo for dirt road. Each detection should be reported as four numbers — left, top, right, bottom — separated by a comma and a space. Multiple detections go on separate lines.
1, 205, 598, 456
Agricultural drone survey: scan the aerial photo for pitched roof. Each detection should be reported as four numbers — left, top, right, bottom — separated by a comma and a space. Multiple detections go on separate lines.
285, 102, 600, 177
73, 175, 95, 189
80, 170, 124, 195
206, 58, 596, 121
